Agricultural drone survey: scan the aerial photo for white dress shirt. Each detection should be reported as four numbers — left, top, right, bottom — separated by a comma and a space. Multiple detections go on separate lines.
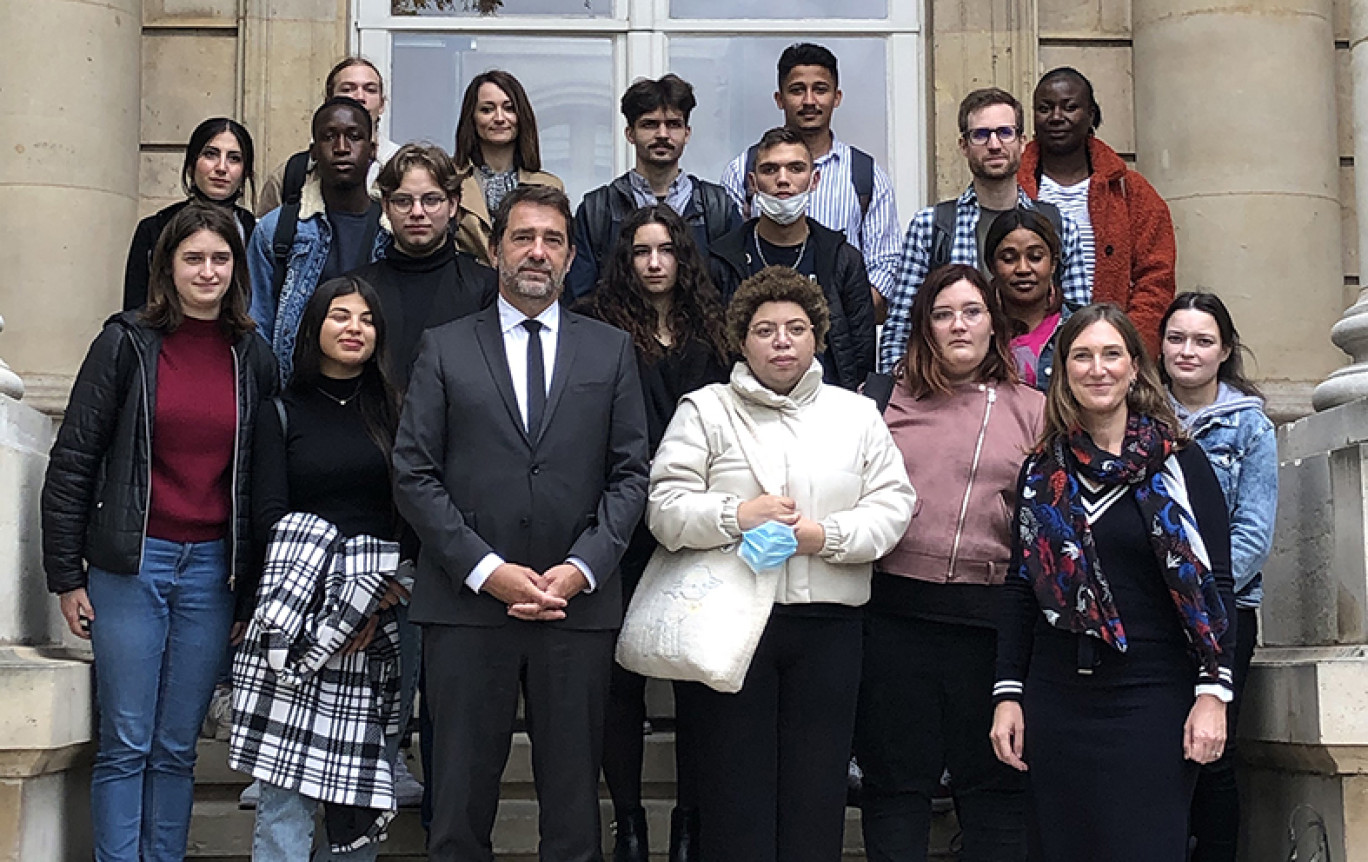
465, 296, 596, 594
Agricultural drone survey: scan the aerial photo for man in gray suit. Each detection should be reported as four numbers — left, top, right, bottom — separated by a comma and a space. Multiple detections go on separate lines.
392, 183, 649, 862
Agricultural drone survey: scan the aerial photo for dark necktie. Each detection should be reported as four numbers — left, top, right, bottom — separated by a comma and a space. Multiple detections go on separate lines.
522, 319, 545, 437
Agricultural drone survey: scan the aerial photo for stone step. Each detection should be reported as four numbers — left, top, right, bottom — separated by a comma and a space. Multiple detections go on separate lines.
188, 797, 958, 859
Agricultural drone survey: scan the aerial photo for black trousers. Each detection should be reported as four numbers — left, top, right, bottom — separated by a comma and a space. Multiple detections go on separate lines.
1189, 607, 1258, 862
423, 622, 615, 862
854, 613, 1027, 862
676, 607, 863, 862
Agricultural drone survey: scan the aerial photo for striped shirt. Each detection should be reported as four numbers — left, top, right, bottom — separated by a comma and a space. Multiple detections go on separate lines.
721, 134, 901, 296
878, 184, 1091, 373
1038, 175, 1095, 287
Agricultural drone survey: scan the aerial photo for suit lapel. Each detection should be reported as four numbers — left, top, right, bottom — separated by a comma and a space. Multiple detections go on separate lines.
474, 310, 532, 446
537, 312, 580, 446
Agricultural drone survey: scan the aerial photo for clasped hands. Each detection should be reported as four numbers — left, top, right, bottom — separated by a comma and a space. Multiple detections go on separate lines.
483, 561, 588, 621
737, 494, 825, 555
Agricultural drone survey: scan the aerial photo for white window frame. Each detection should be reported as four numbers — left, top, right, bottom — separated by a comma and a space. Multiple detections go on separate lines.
352, 0, 927, 219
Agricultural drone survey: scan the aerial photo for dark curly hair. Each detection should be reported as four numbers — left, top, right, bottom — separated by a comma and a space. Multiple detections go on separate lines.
725, 266, 830, 355
579, 205, 728, 365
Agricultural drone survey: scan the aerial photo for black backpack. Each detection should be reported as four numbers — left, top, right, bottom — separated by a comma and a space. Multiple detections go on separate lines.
928, 198, 1065, 275
270, 151, 312, 306
743, 143, 875, 225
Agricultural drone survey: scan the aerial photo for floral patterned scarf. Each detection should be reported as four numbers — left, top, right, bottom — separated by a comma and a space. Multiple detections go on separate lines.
1017, 413, 1228, 677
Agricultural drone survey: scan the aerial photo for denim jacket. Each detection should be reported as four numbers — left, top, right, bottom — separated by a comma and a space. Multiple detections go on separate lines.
247, 175, 387, 384
1172, 383, 1277, 608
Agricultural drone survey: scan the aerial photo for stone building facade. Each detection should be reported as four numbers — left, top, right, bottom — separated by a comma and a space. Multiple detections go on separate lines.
0, 0, 1365, 859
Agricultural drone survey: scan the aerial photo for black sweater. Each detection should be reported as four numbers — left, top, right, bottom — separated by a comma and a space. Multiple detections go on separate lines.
349, 239, 497, 390
995, 444, 1235, 693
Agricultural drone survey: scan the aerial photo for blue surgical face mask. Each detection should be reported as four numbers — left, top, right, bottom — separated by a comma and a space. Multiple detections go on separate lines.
738, 520, 799, 573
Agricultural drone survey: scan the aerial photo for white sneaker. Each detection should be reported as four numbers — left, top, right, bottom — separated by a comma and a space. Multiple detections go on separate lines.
393, 757, 424, 808
238, 779, 260, 809
201, 686, 232, 741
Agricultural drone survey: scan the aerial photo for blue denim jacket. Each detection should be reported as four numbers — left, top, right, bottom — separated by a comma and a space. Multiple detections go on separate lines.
247, 176, 386, 384
1172, 383, 1278, 608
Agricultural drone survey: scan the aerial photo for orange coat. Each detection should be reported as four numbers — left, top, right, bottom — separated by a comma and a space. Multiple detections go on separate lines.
1019, 137, 1177, 358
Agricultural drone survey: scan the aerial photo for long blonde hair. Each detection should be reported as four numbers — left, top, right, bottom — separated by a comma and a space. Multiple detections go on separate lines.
1039, 303, 1185, 452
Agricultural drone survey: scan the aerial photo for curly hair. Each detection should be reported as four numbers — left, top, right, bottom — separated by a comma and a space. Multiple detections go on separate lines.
725, 266, 830, 355
579, 205, 728, 365
1040, 302, 1186, 452
894, 264, 1018, 397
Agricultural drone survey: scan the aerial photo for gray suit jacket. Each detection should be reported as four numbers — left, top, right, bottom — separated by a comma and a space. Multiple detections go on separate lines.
393, 305, 650, 630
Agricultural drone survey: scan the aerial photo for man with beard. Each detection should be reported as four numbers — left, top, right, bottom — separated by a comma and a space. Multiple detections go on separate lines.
566, 74, 740, 300
393, 183, 650, 862
709, 127, 874, 392
877, 87, 1091, 372
350, 143, 497, 390
248, 96, 384, 383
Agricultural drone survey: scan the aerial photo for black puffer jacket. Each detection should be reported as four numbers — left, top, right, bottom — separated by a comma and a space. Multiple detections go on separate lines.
41, 311, 278, 608
709, 219, 875, 392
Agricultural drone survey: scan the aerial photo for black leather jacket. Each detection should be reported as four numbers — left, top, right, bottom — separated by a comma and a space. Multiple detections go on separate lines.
42, 311, 278, 610
709, 219, 876, 392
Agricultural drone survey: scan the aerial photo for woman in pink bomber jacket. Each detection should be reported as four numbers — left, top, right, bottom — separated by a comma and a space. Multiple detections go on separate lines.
854, 263, 1044, 862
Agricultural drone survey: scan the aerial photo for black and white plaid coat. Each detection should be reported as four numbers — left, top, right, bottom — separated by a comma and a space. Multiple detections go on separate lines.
229, 511, 402, 810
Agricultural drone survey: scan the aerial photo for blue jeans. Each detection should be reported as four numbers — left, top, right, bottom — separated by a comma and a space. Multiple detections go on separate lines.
87, 537, 234, 862
253, 734, 403, 862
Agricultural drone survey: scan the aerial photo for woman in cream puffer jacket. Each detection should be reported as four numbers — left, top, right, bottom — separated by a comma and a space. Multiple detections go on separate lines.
647, 267, 915, 862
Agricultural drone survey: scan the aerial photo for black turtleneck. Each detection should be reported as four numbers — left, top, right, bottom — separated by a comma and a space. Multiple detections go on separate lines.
349, 238, 498, 389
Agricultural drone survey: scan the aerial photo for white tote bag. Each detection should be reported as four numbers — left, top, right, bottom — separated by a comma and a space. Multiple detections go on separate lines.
616, 387, 784, 694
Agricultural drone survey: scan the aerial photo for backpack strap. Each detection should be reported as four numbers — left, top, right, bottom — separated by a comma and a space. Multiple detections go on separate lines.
270, 151, 311, 307
697, 181, 734, 244
849, 146, 874, 222
928, 199, 959, 272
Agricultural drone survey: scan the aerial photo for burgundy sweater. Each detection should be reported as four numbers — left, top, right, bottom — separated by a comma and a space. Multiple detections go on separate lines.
146, 317, 236, 542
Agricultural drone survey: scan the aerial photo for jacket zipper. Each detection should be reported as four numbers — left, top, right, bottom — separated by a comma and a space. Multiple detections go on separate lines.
228, 345, 242, 590
946, 385, 996, 580
134, 340, 153, 575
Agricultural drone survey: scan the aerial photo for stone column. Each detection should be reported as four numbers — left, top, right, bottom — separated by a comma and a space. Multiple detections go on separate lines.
1133, 0, 1343, 421
1314, 0, 1368, 411
0, 0, 142, 416
929, 0, 1038, 200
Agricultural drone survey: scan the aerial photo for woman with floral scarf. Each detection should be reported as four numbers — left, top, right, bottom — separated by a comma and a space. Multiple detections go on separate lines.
989, 303, 1235, 861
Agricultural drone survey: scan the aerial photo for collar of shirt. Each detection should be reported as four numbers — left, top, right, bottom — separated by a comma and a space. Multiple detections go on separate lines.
811, 134, 851, 173
497, 293, 560, 336
628, 169, 694, 216
956, 183, 1034, 210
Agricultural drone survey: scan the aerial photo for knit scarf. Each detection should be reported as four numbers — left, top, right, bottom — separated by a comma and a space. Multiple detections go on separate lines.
1018, 413, 1227, 677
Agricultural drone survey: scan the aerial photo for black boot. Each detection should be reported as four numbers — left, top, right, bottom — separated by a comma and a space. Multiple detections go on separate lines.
613, 806, 649, 862
669, 806, 700, 862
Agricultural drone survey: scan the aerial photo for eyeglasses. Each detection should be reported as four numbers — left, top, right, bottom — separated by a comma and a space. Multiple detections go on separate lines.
930, 305, 987, 326
748, 321, 811, 340
963, 126, 1020, 146
386, 193, 448, 213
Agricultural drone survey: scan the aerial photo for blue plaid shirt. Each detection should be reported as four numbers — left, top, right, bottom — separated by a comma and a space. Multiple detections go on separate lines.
877, 185, 1091, 372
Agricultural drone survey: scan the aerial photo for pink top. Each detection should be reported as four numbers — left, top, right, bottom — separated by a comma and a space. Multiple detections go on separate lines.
1010, 312, 1061, 387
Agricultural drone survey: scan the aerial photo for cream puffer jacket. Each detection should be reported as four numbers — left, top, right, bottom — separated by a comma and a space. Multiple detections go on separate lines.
647, 360, 916, 607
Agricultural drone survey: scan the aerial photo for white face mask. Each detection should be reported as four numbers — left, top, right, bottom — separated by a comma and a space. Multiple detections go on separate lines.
753, 188, 811, 226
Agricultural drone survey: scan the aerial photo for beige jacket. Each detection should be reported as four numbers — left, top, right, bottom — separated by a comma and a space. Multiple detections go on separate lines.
455, 167, 564, 266
647, 361, 915, 607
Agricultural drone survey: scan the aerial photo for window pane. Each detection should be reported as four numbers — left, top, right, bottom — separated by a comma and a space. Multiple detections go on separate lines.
389, 34, 616, 205
670, 0, 886, 18
393, 0, 613, 17
670, 37, 888, 183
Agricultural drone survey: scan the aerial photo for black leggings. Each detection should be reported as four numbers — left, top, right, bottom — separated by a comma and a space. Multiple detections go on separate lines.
678, 607, 863, 862
602, 665, 699, 815
1189, 607, 1258, 862
855, 613, 1027, 862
